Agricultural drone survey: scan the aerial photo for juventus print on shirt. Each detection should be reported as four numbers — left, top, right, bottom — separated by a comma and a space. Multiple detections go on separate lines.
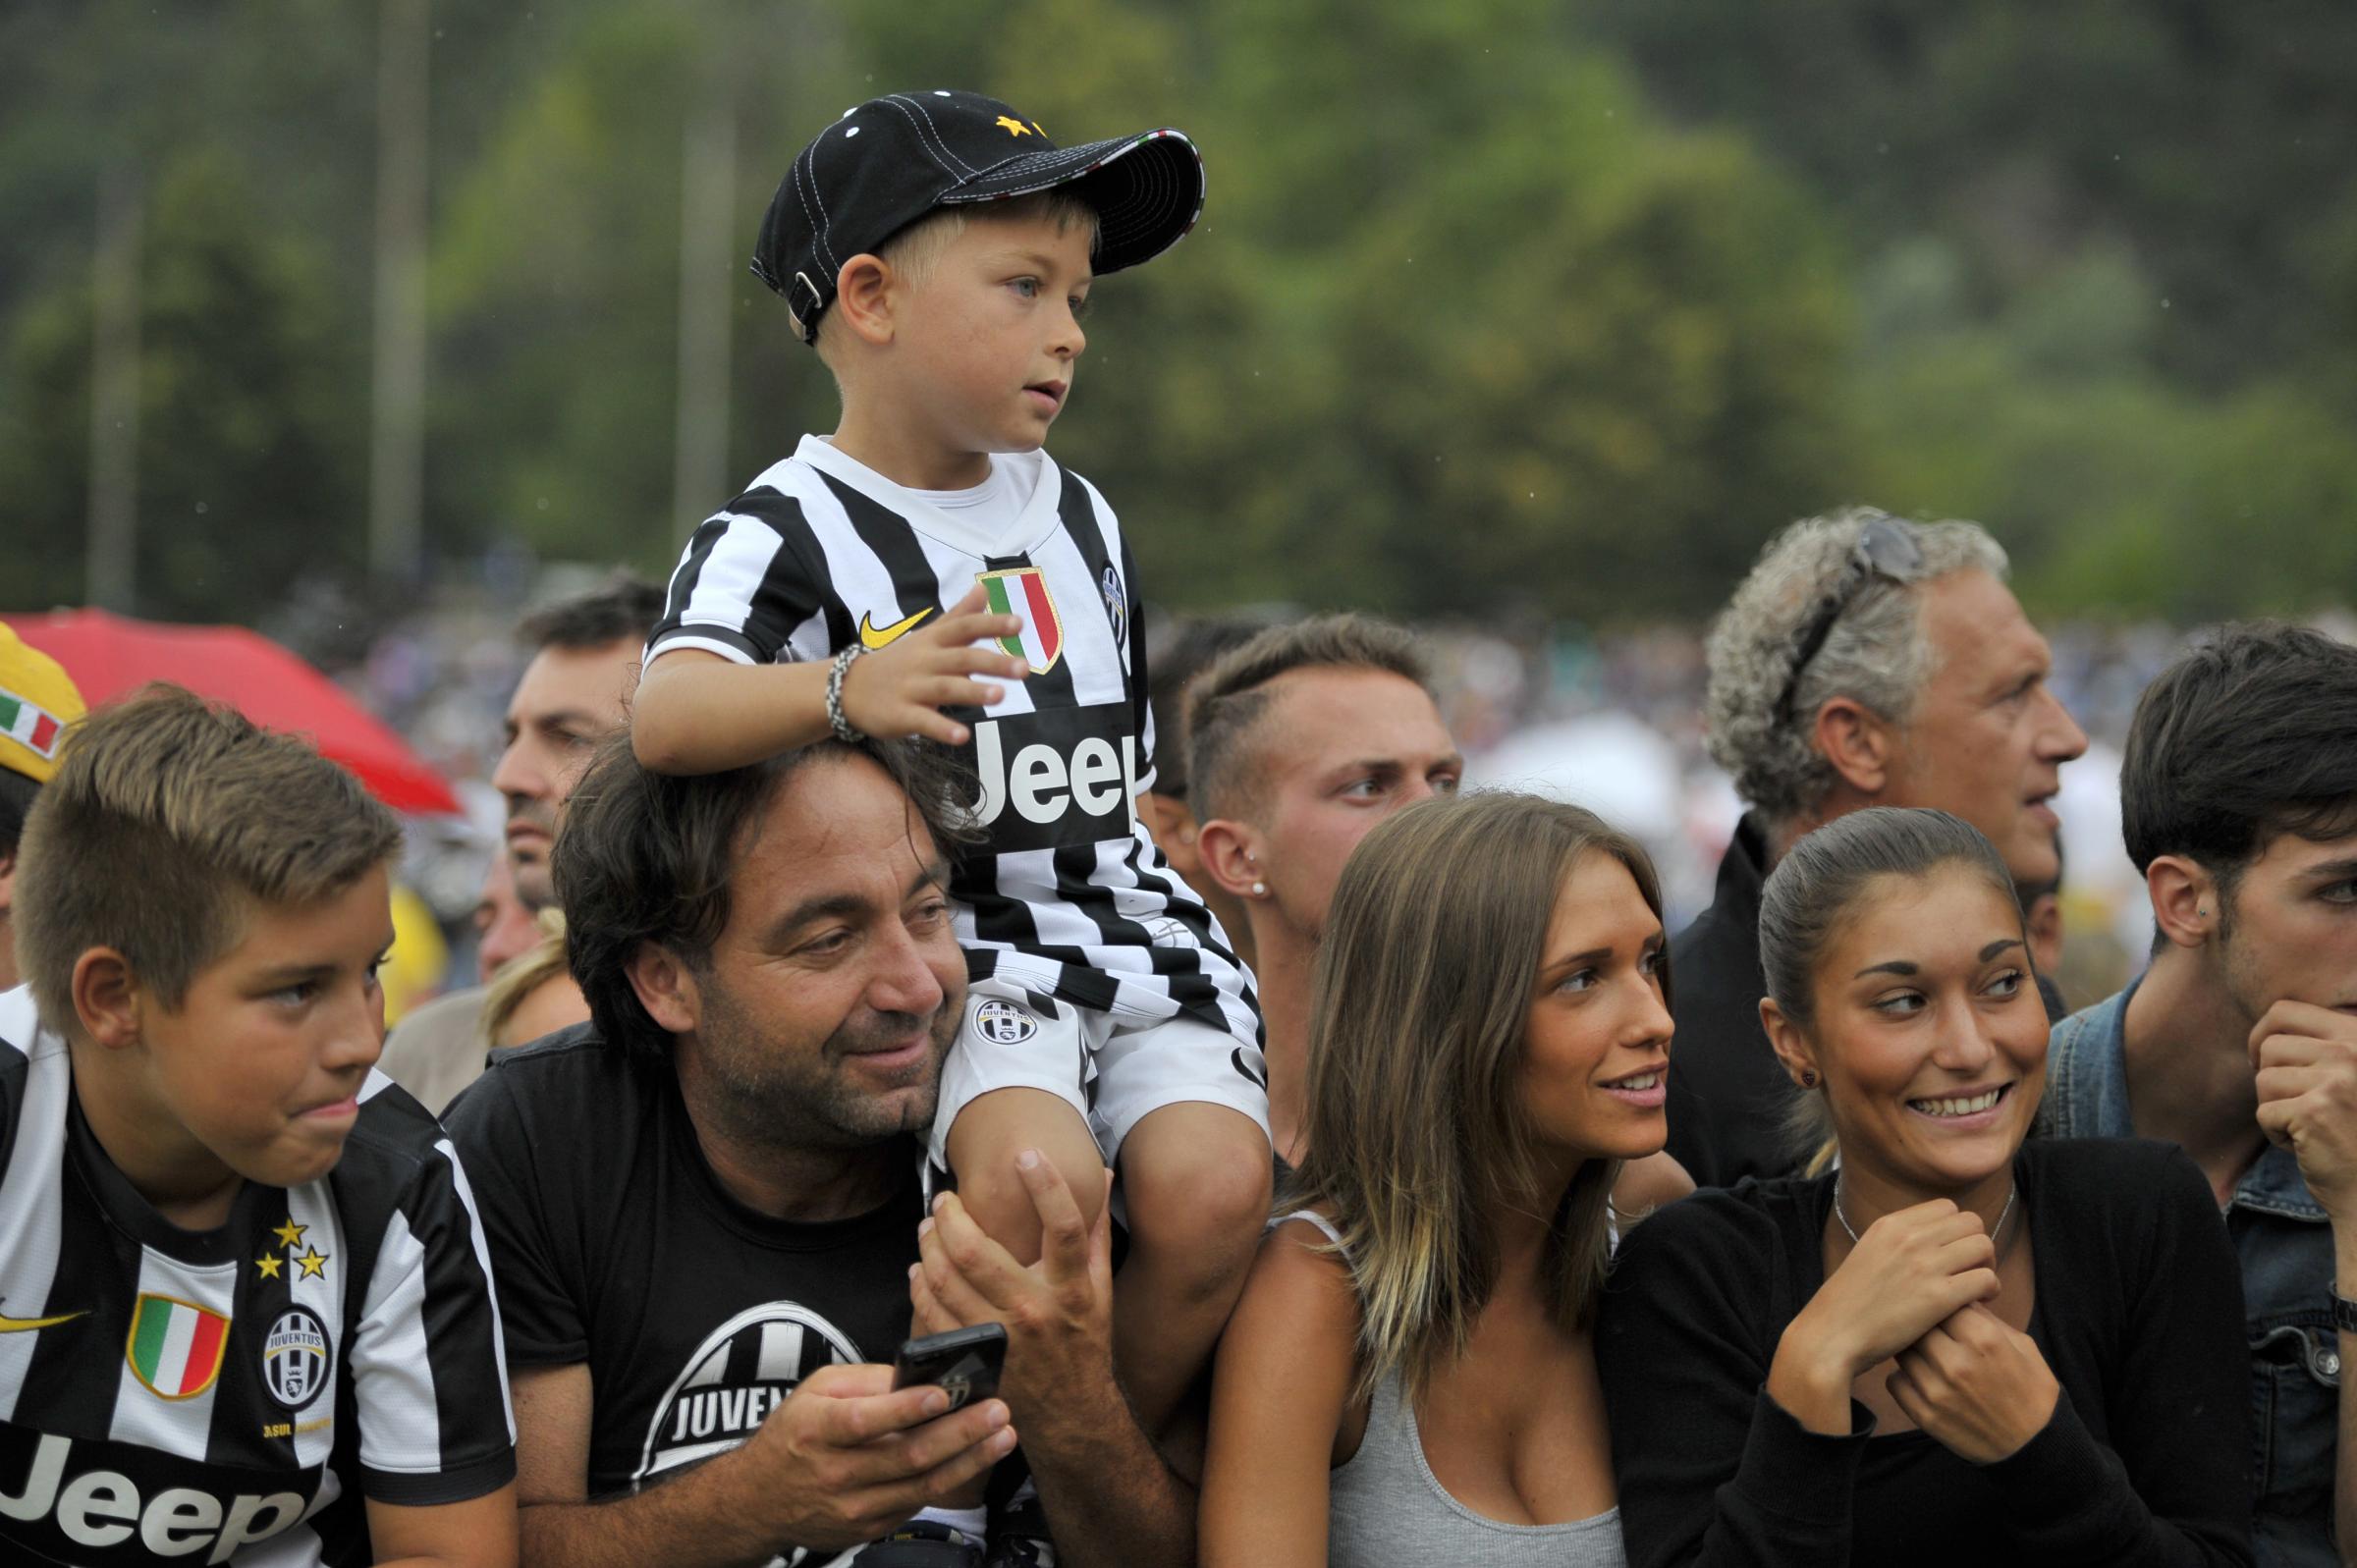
0, 987, 514, 1566
648, 436, 1260, 1054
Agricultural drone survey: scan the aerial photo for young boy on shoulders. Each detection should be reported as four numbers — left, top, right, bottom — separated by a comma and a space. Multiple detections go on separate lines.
0, 685, 515, 1568
632, 90, 1271, 1443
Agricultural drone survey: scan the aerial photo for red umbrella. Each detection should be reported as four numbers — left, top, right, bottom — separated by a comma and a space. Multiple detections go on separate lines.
4, 608, 462, 816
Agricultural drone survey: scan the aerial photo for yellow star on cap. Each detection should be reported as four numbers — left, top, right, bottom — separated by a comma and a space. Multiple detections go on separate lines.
271, 1217, 306, 1249
254, 1254, 284, 1281
995, 116, 1031, 137
295, 1245, 329, 1280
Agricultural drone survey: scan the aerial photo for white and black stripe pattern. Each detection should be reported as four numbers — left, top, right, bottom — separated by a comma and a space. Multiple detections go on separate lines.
648, 440, 1260, 1057
0, 994, 515, 1567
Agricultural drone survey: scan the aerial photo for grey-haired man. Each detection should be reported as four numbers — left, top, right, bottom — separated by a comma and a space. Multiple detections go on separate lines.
1669, 508, 2088, 1188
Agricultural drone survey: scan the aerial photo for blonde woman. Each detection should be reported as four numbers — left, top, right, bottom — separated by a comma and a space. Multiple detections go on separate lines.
1200, 792, 1672, 1567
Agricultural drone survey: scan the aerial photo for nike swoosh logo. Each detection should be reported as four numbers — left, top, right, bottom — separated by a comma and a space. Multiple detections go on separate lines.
0, 1310, 87, 1333
859, 608, 935, 650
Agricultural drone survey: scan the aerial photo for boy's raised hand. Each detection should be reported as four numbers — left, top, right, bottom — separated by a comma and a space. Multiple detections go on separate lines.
839, 585, 1030, 746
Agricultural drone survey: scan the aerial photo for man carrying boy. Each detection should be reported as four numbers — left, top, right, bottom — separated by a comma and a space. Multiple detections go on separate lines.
0, 686, 515, 1566
2038, 623, 2357, 1567
449, 733, 1196, 1568
633, 91, 1270, 1456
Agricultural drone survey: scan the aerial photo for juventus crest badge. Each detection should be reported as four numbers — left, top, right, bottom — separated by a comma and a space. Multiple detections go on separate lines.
1100, 565, 1125, 643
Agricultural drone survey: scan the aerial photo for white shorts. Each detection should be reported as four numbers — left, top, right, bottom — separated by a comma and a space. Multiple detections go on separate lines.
928, 975, 1271, 1170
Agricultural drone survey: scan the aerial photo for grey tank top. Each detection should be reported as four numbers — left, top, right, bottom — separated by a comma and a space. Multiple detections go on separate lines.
1275, 1212, 1629, 1568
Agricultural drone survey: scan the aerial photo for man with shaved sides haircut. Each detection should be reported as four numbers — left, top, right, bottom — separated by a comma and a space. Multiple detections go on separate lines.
2039, 622, 2357, 1567
1134, 616, 1266, 970
1187, 615, 1463, 1166
1188, 617, 1692, 1223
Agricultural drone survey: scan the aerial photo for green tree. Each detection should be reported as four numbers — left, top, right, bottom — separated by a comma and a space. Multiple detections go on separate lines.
0, 148, 357, 621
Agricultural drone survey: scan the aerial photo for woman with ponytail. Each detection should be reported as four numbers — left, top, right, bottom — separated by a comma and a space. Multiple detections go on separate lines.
1598, 806, 2250, 1566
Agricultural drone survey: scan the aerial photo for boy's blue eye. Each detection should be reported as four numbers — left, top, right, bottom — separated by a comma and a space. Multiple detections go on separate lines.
1011, 278, 1040, 298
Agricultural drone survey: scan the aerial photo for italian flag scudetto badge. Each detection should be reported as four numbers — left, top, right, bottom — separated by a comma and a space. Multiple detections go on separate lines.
976, 568, 1064, 675
127, 1293, 231, 1399
0, 690, 63, 759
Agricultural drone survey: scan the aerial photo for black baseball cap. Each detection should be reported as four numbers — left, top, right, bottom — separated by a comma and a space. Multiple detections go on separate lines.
752, 89, 1205, 345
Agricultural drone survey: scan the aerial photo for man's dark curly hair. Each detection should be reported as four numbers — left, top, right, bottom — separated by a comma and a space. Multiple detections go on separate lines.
553, 731, 975, 1063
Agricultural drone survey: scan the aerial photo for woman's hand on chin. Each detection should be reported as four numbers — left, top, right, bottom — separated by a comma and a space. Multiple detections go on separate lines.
1886, 1303, 2060, 1464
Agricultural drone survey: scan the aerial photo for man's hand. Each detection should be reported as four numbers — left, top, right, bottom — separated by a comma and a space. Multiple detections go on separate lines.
740, 1362, 1015, 1551
2253, 1000, 2357, 1220
915, 1157, 1199, 1568
909, 1152, 1117, 1414
840, 585, 1029, 746
1886, 1304, 2060, 1464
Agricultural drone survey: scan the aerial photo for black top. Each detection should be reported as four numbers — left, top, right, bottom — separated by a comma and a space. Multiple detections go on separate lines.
1665, 813, 2071, 1190
443, 1026, 923, 1502
1596, 1138, 2253, 1568
1664, 813, 1785, 1189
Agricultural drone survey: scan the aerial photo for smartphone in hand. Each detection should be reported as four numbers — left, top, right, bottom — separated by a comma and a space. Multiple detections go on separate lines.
890, 1324, 1007, 1412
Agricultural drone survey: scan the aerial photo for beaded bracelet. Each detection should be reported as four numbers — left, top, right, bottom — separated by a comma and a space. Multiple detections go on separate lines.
825, 644, 865, 743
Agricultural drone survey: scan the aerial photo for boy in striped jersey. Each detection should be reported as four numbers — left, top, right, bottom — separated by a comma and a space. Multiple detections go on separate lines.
0, 687, 515, 1567
634, 91, 1271, 1444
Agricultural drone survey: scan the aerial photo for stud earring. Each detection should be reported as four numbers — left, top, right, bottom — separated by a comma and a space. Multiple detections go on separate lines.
1800, 1070, 1817, 1089
1251, 882, 1267, 897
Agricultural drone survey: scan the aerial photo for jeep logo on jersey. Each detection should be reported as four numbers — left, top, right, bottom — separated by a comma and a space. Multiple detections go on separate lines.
965, 701, 1141, 856
261, 1307, 331, 1411
972, 999, 1039, 1046
977, 568, 1064, 674
0, 1429, 311, 1565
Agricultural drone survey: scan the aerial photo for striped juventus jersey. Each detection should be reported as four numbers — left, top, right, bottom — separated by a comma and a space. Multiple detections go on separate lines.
0, 988, 515, 1566
649, 436, 1259, 1049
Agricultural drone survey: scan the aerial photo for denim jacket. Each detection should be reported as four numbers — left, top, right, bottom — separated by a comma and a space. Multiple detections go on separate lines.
2042, 981, 2339, 1567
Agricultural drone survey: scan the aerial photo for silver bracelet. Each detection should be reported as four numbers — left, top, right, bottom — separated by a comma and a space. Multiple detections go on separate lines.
825, 644, 866, 742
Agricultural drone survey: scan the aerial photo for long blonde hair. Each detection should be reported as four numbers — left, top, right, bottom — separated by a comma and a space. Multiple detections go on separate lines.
1286, 790, 1669, 1403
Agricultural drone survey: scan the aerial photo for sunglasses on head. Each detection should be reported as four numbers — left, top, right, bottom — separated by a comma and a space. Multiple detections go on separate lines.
1773, 514, 1926, 724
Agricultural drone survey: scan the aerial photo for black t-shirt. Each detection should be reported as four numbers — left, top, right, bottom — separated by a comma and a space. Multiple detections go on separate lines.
443, 1028, 920, 1526
1596, 1138, 2253, 1567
